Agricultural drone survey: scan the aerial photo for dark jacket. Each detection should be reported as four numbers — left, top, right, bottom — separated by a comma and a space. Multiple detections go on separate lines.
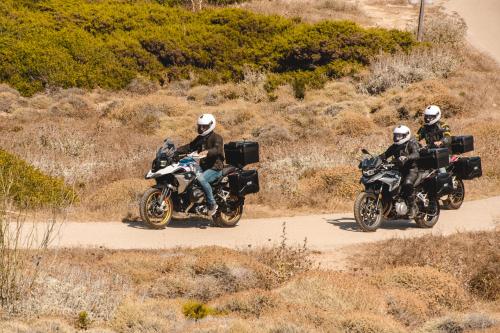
177, 132, 224, 171
380, 138, 420, 171
417, 121, 451, 149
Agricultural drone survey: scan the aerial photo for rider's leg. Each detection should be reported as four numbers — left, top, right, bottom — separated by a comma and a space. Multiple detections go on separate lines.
403, 168, 418, 217
197, 169, 222, 212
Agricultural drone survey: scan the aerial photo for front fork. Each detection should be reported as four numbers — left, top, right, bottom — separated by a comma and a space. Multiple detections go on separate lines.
157, 187, 172, 209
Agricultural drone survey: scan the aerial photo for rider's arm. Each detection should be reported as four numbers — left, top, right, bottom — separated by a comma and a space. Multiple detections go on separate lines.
407, 141, 420, 161
206, 134, 223, 158
177, 137, 200, 154
379, 145, 394, 161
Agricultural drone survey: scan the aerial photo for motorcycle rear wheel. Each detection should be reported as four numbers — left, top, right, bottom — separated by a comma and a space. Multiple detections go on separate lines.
415, 198, 440, 228
442, 178, 465, 210
354, 192, 383, 232
139, 188, 173, 229
213, 203, 243, 227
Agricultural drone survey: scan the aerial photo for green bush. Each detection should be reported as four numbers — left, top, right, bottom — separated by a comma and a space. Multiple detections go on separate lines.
0, 1, 417, 96
0, 149, 75, 207
182, 301, 217, 320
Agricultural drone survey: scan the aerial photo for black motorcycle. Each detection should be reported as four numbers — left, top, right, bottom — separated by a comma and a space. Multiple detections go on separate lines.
354, 148, 448, 232
139, 140, 260, 229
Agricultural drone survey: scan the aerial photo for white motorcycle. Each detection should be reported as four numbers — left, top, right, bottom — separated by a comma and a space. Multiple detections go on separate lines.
139, 139, 259, 229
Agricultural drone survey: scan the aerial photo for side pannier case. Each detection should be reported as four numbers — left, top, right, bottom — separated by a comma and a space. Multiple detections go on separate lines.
224, 141, 259, 167
228, 170, 260, 196
451, 136, 474, 154
433, 172, 454, 196
418, 148, 450, 170
455, 157, 482, 180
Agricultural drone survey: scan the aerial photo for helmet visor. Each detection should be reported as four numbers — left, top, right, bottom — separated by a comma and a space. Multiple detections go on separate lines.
393, 133, 406, 143
198, 124, 210, 134
424, 114, 436, 124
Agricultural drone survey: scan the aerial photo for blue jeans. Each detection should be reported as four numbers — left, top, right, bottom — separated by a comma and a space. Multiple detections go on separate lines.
196, 169, 222, 206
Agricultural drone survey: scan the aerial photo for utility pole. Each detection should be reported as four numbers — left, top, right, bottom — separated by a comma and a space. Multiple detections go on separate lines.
417, 0, 426, 41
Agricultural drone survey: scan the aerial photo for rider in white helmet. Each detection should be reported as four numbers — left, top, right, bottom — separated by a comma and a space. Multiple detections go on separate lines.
379, 125, 421, 217
177, 114, 224, 216
417, 105, 451, 149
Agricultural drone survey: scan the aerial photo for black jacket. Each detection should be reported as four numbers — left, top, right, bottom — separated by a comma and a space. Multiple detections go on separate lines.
177, 132, 224, 171
417, 121, 451, 149
380, 138, 420, 171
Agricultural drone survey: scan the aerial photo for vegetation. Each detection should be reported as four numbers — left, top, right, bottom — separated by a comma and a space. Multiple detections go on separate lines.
0, 148, 75, 207
0, 0, 416, 96
0, 231, 498, 332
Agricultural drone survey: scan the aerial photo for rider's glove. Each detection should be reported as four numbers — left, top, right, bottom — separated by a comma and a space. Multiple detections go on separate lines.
398, 156, 408, 164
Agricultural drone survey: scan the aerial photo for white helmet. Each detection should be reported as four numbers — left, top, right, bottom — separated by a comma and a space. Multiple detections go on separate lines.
197, 113, 216, 136
424, 105, 441, 125
393, 125, 411, 145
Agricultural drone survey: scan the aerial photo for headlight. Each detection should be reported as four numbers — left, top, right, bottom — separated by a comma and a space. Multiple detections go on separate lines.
160, 160, 168, 167
363, 169, 376, 177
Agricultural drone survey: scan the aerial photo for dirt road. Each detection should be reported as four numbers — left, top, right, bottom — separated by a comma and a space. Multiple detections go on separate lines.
445, 0, 500, 63
47, 196, 499, 250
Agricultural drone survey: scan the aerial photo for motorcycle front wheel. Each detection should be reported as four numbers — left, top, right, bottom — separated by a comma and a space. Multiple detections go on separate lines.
415, 198, 440, 228
139, 187, 173, 229
442, 177, 465, 210
354, 192, 383, 232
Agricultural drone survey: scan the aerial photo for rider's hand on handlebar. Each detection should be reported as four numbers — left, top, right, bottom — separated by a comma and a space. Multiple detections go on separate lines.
398, 156, 408, 164
198, 150, 208, 158
434, 141, 443, 147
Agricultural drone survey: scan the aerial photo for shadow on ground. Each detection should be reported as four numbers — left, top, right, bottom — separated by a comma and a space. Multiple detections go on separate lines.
122, 216, 213, 230
326, 217, 416, 232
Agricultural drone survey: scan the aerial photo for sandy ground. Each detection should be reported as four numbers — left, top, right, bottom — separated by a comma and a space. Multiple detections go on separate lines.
43, 196, 500, 254
445, 0, 500, 63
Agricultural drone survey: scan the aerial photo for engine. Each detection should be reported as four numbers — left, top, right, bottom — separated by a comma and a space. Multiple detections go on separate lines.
190, 187, 205, 203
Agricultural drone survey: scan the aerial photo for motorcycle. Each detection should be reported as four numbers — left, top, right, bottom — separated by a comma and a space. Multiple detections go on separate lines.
354, 149, 443, 232
139, 139, 260, 229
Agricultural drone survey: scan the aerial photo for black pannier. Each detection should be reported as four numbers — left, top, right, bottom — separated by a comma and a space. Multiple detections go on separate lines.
455, 157, 482, 180
228, 170, 259, 196
451, 136, 474, 154
418, 148, 449, 170
433, 172, 454, 196
224, 141, 259, 167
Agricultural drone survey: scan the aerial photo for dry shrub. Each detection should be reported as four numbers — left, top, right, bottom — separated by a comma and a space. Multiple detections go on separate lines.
419, 313, 498, 333
239, 67, 268, 103
84, 178, 150, 214
107, 101, 171, 133
18, 264, 128, 322
338, 313, 407, 333
278, 271, 385, 316
467, 254, 500, 301
0, 91, 20, 113
418, 12, 467, 46
384, 288, 430, 328
111, 298, 182, 333
352, 231, 500, 300
49, 95, 95, 119
375, 267, 470, 312
360, 48, 461, 95
299, 166, 360, 202
251, 223, 313, 284
316, 0, 359, 12
126, 76, 160, 95
212, 289, 278, 318
0, 319, 74, 333
333, 110, 375, 136
252, 124, 295, 145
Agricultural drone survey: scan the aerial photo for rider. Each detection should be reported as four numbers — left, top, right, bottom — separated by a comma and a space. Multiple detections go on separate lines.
379, 125, 420, 217
177, 114, 224, 216
417, 105, 451, 172
417, 105, 451, 149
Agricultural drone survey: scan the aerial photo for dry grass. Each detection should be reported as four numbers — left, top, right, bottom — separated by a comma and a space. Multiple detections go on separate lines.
1, 230, 499, 332
237, 0, 370, 24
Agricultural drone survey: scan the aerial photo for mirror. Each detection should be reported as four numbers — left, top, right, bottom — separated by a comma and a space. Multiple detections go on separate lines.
361, 149, 370, 155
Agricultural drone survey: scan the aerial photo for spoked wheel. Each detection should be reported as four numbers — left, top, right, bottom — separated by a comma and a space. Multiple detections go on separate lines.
354, 192, 383, 232
415, 197, 440, 228
139, 188, 173, 229
213, 197, 243, 228
442, 177, 465, 210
